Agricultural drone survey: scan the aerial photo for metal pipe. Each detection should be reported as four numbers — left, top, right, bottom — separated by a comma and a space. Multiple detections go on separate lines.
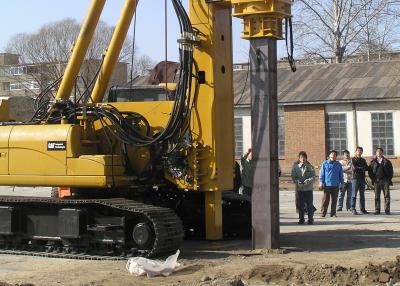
250, 38, 280, 249
55, 0, 106, 101
90, 0, 139, 103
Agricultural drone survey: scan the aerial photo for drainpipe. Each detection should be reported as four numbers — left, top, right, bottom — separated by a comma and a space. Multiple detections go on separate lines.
352, 102, 358, 149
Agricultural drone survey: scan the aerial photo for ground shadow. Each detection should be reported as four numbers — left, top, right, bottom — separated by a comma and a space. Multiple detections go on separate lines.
178, 228, 400, 260
281, 229, 400, 252
281, 220, 399, 226
179, 240, 252, 260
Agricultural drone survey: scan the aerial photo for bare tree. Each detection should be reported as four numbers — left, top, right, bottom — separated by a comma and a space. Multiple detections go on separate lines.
130, 54, 156, 80
357, 0, 400, 60
4, 18, 147, 96
294, 0, 400, 63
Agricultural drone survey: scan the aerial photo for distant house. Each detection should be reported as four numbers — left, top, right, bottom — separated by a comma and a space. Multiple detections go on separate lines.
234, 60, 400, 173
0, 53, 128, 98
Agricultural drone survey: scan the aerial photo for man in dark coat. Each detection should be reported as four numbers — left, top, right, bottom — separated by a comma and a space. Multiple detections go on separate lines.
368, 147, 393, 215
351, 146, 370, 215
241, 148, 253, 196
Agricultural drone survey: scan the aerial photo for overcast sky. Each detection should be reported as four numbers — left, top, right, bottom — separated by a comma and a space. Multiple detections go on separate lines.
0, 0, 287, 63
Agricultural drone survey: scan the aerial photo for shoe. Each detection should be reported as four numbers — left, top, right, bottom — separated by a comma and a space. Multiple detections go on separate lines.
361, 210, 369, 214
321, 213, 326, 218
298, 220, 305, 225
352, 209, 358, 215
385, 211, 390, 215
346, 208, 350, 211
374, 211, 380, 215
330, 214, 337, 217
308, 220, 313, 225
337, 207, 343, 211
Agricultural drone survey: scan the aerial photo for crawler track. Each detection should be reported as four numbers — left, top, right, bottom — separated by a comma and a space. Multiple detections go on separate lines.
0, 249, 126, 260
0, 196, 183, 259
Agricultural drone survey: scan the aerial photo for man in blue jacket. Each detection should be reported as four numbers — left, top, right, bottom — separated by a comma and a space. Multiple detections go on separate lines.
319, 150, 344, 217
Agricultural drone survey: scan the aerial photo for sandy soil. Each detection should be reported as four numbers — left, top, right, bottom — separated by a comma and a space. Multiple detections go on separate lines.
0, 189, 399, 286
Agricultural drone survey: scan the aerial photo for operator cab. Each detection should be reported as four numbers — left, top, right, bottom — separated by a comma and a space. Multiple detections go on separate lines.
107, 84, 176, 103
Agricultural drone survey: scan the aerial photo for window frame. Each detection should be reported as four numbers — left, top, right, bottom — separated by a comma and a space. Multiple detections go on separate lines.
371, 112, 394, 156
278, 113, 285, 157
327, 113, 348, 154
234, 117, 243, 158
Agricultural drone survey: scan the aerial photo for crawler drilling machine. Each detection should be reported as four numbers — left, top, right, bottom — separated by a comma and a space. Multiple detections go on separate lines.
0, 0, 292, 257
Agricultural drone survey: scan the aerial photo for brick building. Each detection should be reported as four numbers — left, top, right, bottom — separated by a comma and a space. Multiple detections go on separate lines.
234, 60, 400, 173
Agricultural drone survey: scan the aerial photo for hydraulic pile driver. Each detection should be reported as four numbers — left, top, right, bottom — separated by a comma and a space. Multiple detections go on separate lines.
0, 0, 292, 257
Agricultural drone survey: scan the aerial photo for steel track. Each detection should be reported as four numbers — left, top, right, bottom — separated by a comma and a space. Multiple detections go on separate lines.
0, 196, 184, 259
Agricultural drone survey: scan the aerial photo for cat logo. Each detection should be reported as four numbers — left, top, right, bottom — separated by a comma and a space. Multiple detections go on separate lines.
47, 141, 66, 151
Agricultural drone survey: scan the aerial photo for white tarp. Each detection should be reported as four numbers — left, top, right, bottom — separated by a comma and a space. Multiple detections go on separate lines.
126, 250, 181, 278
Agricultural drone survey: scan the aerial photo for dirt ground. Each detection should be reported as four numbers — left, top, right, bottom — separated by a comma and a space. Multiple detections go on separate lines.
0, 188, 399, 286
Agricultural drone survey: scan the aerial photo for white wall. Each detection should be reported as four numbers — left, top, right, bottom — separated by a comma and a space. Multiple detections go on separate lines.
242, 116, 251, 152
327, 101, 400, 156
356, 111, 373, 155
234, 106, 284, 156
235, 102, 400, 158
234, 106, 251, 155
393, 111, 400, 156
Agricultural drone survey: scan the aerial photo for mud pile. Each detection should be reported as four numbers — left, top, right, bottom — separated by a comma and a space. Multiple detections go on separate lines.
0, 283, 34, 286
242, 255, 400, 286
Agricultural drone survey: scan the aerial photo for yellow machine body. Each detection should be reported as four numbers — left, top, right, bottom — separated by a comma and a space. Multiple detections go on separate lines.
0, 124, 129, 187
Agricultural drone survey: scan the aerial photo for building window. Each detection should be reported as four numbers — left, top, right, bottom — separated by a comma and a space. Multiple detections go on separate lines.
234, 117, 243, 157
28, 80, 40, 90
2, 82, 10, 91
327, 113, 347, 154
278, 114, 285, 156
233, 64, 248, 71
371, 112, 394, 155
9, 80, 39, 91
10, 82, 23, 90
0, 67, 10, 76
9, 66, 27, 76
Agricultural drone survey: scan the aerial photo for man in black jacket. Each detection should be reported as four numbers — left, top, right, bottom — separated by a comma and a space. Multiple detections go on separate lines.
241, 148, 253, 196
368, 147, 393, 215
351, 146, 369, 215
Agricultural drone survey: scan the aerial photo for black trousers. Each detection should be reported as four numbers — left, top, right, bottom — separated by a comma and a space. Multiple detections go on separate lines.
374, 180, 390, 212
298, 191, 314, 222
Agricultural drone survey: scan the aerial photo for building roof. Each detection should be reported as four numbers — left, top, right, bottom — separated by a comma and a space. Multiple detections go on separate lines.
234, 60, 400, 106
132, 60, 400, 106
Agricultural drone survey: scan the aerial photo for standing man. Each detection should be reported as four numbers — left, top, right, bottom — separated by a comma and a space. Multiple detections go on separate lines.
351, 146, 369, 215
338, 150, 352, 211
241, 148, 253, 196
319, 150, 343, 217
368, 147, 393, 215
291, 151, 316, 225
233, 161, 242, 194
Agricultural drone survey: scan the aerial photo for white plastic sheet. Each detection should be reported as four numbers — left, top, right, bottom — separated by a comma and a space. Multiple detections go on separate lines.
126, 250, 181, 278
